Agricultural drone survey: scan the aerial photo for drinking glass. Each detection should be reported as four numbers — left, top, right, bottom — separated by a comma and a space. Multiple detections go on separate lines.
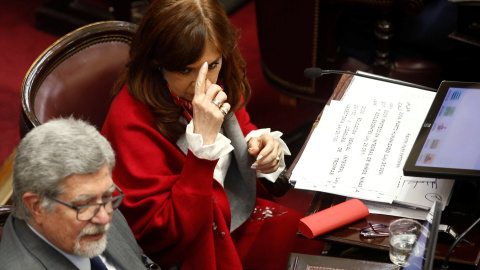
389, 218, 423, 266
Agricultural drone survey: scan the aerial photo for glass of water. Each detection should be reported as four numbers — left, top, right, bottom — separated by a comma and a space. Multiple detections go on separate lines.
389, 218, 424, 267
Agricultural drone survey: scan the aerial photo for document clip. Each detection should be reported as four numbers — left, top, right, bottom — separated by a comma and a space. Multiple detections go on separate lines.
438, 224, 465, 244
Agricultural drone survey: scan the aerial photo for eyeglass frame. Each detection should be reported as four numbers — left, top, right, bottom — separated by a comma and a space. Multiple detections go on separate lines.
360, 223, 389, 238
51, 186, 124, 221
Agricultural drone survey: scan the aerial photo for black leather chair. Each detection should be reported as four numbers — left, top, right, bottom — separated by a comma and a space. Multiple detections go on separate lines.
20, 20, 137, 137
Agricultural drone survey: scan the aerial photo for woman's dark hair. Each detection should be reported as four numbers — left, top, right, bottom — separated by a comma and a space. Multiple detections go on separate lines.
114, 0, 251, 142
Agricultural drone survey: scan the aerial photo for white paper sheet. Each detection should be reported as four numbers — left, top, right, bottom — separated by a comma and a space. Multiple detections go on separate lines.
291, 74, 454, 213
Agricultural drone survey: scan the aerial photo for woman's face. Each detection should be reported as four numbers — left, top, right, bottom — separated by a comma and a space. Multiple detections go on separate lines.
162, 42, 222, 101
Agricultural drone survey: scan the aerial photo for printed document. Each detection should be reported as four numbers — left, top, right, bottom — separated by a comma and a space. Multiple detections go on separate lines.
290, 75, 455, 210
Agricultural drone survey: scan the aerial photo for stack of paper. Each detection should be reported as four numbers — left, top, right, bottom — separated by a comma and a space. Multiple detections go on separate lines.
290, 74, 455, 213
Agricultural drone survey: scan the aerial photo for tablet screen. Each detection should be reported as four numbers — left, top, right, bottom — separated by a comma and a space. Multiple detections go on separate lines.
403, 81, 480, 179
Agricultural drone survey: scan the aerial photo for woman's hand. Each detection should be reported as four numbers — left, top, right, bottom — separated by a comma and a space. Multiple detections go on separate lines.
248, 134, 282, 174
192, 62, 231, 145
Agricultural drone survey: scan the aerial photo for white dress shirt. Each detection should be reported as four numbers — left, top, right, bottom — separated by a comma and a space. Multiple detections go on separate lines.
27, 223, 117, 270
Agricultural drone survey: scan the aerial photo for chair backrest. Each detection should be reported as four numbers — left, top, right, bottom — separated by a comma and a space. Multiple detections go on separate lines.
0, 205, 13, 242
20, 21, 138, 137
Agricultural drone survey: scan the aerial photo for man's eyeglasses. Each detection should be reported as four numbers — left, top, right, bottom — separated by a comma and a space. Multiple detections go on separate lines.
360, 223, 389, 238
52, 186, 124, 221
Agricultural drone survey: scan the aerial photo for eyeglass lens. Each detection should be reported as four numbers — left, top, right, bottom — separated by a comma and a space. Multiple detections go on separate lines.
77, 196, 123, 221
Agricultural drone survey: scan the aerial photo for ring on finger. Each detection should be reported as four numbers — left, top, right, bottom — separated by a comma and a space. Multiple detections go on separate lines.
220, 105, 229, 116
212, 99, 222, 108
276, 154, 281, 162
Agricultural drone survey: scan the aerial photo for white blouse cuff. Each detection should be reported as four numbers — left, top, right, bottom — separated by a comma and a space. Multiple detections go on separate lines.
186, 121, 234, 160
245, 128, 291, 182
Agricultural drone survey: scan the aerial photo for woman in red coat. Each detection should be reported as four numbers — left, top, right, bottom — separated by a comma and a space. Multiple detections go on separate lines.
101, 0, 324, 269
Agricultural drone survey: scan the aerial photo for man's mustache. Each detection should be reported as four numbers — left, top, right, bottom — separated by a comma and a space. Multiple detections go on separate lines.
79, 223, 110, 238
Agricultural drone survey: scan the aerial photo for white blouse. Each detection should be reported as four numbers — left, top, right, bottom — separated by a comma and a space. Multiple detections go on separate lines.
185, 121, 290, 186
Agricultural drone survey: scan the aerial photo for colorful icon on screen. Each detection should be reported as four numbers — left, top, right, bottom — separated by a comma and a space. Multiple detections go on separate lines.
422, 154, 435, 164
443, 106, 456, 116
436, 123, 447, 132
450, 91, 462, 101
429, 139, 440, 149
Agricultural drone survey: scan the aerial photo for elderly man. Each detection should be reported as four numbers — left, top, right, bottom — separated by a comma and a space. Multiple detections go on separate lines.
0, 118, 158, 270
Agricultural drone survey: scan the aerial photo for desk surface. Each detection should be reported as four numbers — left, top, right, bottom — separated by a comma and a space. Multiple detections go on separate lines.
290, 74, 480, 268
305, 191, 480, 267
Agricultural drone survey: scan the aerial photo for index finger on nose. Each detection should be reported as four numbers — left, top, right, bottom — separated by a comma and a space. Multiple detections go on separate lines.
195, 62, 208, 96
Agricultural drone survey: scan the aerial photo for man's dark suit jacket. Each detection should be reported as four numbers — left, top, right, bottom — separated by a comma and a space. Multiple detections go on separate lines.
0, 209, 151, 269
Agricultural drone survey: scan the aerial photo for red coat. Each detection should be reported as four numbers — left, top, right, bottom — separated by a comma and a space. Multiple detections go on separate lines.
102, 87, 324, 270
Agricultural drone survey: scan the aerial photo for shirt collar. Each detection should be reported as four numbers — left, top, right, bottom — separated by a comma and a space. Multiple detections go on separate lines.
26, 222, 91, 270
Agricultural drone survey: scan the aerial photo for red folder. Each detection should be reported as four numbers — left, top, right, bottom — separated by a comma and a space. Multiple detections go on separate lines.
298, 198, 369, 239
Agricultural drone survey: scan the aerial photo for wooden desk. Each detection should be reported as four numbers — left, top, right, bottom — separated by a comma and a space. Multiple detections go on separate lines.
287, 253, 399, 270
288, 74, 480, 269
305, 191, 480, 269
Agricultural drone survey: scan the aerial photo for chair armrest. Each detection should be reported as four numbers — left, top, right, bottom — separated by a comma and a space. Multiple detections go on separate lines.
0, 205, 12, 227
